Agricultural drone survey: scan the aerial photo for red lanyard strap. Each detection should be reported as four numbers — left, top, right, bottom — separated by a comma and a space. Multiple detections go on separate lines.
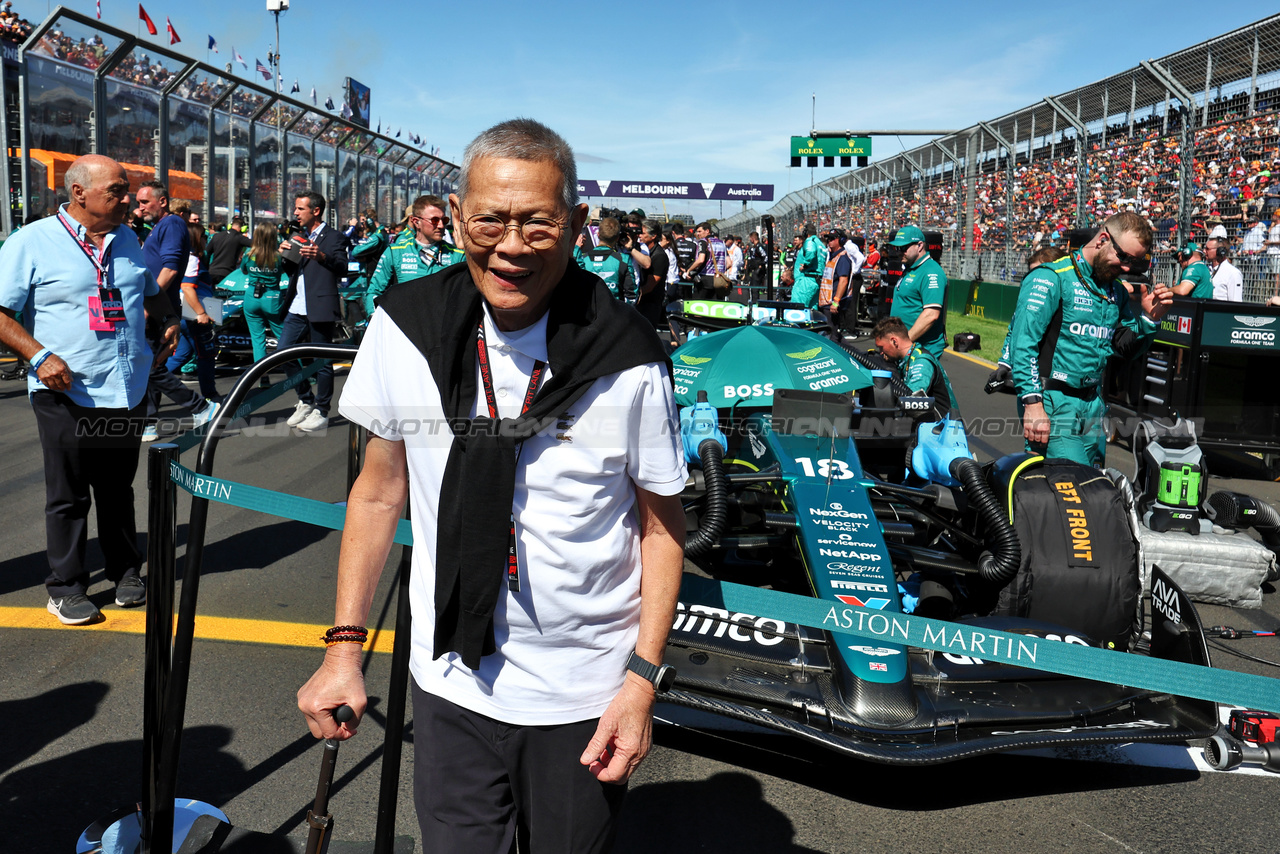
476, 319, 544, 419
57, 212, 111, 289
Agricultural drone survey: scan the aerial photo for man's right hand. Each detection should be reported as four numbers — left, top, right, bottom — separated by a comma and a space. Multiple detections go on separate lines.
36, 353, 72, 391
1023, 401, 1050, 447
298, 645, 367, 741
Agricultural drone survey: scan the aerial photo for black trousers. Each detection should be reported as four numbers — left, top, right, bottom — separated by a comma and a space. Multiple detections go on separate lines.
412, 685, 625, 854
692, 276, 721, 301
31, 392, 145, 598
145, 341, 205, 421
277, 313, 335, 415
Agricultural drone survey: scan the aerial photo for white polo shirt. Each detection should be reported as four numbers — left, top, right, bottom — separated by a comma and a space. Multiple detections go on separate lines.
340, 306, 687, 725
1212, 260, 1244, 302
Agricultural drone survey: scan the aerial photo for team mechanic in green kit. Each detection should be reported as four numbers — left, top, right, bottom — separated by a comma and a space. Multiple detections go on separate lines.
886, 226, 948, 359
790, 223, 826, 308
1171, 242, 1215, 299
1009, 212, 1173, 467
873, 315, 958, 419
363, 194, 465, 316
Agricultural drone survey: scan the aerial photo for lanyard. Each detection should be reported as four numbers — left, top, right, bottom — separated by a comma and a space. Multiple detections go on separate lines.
475, 318, 545, 593
1069, 250, 1114, 305
57, 211, 111, 290
475, 318, 544, 419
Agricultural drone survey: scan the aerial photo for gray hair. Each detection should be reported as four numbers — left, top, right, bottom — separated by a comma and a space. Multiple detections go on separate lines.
64, 159, 95, 196
456, 118, 577, 212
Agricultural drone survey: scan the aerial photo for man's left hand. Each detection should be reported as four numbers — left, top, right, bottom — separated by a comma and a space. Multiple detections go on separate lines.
579, 674, 655, 784
154, 320, 180, 364
298, 242, 324, 262
1143, 281, 1173, 320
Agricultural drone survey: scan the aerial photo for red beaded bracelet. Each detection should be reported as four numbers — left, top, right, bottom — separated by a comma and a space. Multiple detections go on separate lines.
323, 625, 369, 645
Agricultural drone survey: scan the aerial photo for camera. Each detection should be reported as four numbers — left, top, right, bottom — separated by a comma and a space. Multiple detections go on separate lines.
278, 219, 305, 241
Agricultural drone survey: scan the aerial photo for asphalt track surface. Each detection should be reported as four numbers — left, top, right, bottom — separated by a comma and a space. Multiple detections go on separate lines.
4, 333, 1280, 854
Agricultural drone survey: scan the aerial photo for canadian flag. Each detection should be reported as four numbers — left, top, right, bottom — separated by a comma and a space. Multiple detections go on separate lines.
138, 4, 157, 35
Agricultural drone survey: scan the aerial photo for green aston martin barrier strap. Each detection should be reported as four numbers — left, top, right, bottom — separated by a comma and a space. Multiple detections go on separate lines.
676, 574, 1280, 712
165, 463, 1280, 710
173, 361, 324, 454
168, 461, 414, 546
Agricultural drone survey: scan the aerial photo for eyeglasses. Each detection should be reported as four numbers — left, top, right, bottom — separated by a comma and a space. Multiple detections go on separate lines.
414, 214, 449, 226
463, 213, 568, 250
1103, 228, 1150, 272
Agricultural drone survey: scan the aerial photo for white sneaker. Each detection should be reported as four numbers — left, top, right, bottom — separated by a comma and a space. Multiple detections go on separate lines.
192, 400, 220, 430
141, 425, 160, 443
286, 401, 315, 427
296, 410, 329, 433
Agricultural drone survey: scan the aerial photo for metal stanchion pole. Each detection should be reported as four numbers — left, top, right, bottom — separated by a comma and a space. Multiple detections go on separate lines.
143, 443, 179, 852
375, 521, 412, 854
763, 215, 776, 302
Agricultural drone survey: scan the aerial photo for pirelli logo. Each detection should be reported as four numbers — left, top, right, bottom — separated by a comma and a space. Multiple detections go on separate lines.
1053, 479, 1097, 566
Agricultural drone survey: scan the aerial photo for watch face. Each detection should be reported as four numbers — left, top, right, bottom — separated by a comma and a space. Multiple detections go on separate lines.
656, 665, 677, 694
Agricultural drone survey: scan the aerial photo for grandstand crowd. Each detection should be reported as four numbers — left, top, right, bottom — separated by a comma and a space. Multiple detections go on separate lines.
783, 99, 1280, 298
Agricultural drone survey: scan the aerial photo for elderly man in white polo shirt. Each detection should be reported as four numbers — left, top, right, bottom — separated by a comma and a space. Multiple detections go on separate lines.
299, 118, 686, 853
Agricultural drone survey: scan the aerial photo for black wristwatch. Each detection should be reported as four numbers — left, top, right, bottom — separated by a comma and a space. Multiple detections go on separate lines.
627, 651, 677, 694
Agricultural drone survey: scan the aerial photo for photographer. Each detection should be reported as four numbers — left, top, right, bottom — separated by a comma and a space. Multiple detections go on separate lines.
635, 219, 669, 328
619, 211, 650, 287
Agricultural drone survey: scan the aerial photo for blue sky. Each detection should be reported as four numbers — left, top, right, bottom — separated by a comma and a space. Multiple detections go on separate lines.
35, 0, 1273, 218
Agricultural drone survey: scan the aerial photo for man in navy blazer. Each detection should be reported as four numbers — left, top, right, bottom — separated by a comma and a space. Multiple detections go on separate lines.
277, 191, 349, 432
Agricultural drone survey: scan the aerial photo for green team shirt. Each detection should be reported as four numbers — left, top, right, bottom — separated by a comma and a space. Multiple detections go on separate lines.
1179, 260, 1214, 299
364, 237, 465, 315
891, 254, 948, 358
899, 342, 958, 414
1008, 251, 1155, 402
574, 244, 634, 299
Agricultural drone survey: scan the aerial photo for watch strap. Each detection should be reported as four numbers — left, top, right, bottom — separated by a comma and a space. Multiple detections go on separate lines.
627, 651, 661, 686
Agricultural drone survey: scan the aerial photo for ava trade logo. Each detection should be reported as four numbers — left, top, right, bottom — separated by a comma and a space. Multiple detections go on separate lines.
678, 355, 712, 366
834, 594, 891, 610
786, 347, 823, 361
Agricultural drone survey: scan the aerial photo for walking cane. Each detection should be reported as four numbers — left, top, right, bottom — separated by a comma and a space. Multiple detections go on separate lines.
304, 705, 354, 854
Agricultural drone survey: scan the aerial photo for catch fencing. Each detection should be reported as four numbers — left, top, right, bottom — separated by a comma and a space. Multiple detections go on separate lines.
721, 15, 1280, 301
0, 5, 458, 234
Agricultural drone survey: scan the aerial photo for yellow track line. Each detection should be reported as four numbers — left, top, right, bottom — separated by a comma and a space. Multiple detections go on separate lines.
0, 606, 396, 654
944, 349, 997, 369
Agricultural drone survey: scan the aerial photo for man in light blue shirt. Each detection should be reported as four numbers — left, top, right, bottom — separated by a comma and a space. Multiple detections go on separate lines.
0, 154, 180, 625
